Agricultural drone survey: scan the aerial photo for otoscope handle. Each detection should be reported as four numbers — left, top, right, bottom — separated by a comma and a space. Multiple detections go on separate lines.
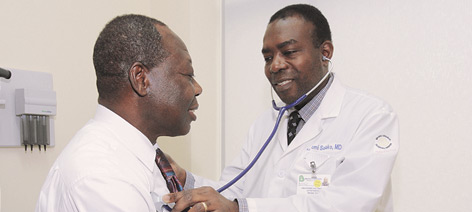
0, 67, 12, 79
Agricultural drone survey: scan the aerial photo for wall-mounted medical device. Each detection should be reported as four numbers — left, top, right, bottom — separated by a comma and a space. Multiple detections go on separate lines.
0, 67, 56, 151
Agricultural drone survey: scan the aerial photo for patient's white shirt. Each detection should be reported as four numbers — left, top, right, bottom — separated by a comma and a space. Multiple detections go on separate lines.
36, 105, 169, 212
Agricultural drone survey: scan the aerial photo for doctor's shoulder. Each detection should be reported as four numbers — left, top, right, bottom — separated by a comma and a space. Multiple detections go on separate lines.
342, 86, 395, 116
246, 108, 279, 137
338, 87, 399, 152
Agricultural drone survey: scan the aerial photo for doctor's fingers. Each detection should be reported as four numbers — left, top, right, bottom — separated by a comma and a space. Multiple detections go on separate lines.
164, 186, 215, 211
167, 187, 237, 212
185, 192, 238, 212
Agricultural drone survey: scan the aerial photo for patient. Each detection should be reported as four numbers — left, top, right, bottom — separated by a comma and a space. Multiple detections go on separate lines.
35, 14, 202, 212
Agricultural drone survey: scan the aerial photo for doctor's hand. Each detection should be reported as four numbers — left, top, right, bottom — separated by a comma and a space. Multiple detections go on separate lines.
164, 152, 187, 186
163, 186, 238, 212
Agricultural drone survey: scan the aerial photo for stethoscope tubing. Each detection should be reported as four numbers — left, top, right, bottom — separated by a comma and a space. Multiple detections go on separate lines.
216, 97, 305, 193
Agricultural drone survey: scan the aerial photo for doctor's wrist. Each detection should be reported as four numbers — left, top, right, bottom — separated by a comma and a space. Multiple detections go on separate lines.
234, 198, 248, 212
230, 199, 239, 212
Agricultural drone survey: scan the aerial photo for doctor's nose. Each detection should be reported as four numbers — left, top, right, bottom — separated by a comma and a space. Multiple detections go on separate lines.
269, 54, 288, 73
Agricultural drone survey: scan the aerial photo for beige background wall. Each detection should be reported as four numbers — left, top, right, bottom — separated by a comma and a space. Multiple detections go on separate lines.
0, 1, 221, 211
3, 1, 472, 212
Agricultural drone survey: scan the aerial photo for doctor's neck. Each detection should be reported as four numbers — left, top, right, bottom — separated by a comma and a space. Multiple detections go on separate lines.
293, 74, 331, 110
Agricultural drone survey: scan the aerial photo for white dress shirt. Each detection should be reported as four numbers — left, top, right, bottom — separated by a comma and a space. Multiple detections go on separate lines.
36, 105, 170, 212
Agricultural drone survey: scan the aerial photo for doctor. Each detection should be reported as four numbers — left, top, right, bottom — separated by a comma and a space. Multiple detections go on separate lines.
167, 4, 399, 212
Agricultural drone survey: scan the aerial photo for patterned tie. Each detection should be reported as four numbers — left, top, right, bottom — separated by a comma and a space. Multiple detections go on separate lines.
287, 110, 302, 145
155, 148, 183, 193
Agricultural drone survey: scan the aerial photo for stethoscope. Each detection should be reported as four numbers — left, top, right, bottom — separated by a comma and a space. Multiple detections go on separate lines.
160, 58, 332, 211
217, 57, 332, 193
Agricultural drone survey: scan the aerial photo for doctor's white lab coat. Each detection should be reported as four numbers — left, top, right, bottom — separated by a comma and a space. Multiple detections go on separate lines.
194, 77, 399, 212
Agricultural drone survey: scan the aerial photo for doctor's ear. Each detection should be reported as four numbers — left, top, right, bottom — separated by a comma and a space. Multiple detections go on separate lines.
129, 62, 150, 97
320, 41, 334, 62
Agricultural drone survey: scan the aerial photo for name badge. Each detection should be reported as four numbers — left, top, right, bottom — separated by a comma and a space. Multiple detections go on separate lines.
297, 174, 331, 195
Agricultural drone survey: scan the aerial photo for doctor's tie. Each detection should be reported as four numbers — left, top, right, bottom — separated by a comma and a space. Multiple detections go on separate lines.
155, 148, 184, 193
287, 110, 302, 145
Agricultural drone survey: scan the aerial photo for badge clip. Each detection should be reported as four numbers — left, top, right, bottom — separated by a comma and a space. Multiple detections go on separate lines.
310, 161, 316, 175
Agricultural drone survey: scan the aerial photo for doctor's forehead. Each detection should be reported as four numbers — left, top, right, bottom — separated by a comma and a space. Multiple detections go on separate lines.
262, 17, 313, 49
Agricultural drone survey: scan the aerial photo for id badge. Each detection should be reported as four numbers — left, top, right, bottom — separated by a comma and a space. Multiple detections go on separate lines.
297, 174, 331, 195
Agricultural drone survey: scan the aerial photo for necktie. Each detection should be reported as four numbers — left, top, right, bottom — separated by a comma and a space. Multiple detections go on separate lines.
287, 111, 302, 145
155, 148, 183, 193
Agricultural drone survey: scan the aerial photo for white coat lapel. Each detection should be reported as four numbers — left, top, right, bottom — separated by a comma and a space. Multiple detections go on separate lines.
276, 112, 290, 152
283, 112, 323, 155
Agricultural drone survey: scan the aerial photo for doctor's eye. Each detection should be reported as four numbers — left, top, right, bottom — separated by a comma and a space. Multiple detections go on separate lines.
283, 50, 297, 57
264, 56, 273, 63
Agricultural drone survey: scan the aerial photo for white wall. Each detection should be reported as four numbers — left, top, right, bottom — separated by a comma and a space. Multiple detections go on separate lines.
223, 0, 472, 211
0, 1, 221, 211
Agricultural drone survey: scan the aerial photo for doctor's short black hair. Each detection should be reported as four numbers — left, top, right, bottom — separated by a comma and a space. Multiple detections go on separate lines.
269, 4, 332, 48
93, 14, 168, 100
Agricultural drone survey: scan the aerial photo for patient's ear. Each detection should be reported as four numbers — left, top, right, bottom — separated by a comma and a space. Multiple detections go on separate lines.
129, 62, 149, 97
